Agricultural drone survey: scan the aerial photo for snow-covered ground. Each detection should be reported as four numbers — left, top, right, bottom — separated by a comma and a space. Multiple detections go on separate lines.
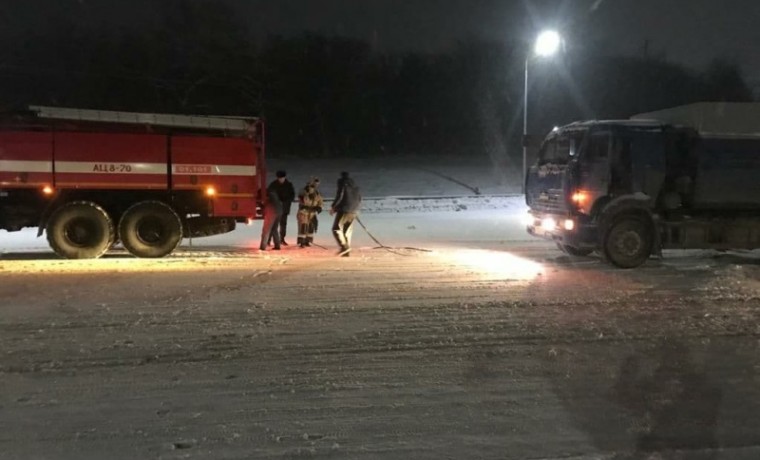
1, 157, 527, 254
3, 155, 760, 272
3, 158, 760, 460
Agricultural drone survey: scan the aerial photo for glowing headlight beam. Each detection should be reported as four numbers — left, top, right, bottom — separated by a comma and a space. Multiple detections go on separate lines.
447, 249, 544, 281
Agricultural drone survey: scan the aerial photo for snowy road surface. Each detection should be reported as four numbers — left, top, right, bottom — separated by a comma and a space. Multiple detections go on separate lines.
2, 195, 760, 459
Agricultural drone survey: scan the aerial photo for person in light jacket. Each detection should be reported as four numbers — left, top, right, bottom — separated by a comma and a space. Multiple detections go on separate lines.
296, 177, 323, 247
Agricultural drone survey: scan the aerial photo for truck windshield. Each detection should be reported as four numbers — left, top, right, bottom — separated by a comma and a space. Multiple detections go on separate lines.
538, 131, 586, 165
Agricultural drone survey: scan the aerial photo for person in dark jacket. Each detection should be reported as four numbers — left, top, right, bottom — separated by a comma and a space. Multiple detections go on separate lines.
259, 189, 282, 251
267, 170, 296, 245
329, 171, 361, 256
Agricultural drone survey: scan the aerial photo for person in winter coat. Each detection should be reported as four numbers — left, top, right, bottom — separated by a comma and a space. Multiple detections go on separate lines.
267, 170, 296, 246
259, 189, 282, 251
296, 177, 324, 247
329, 171, 361, 256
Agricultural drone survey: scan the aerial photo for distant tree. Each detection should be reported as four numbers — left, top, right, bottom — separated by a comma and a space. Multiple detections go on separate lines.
0, 0, 255, 113
529, 54, 728, 140
700, 58, 753, 102
453, 40, 519, 182
258, 34, 380, 157
0, 8, 755, 162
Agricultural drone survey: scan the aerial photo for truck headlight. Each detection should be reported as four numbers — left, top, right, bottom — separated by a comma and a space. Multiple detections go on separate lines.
541, 217, 557, 231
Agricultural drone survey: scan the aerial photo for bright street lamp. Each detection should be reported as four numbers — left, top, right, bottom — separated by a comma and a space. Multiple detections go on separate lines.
523, 30, 562, 193
534, 30, 561, 57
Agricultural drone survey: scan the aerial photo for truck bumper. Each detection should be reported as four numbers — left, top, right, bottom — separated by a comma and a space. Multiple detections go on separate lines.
526, 211, 597, 249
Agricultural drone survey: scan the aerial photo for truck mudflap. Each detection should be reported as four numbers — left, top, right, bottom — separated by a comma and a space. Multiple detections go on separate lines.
526, 212, 597, 249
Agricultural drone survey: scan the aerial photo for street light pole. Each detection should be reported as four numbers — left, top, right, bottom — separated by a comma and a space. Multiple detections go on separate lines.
522, 56, 530, 193
522, 57, 529, 194
521, 30, 561, 195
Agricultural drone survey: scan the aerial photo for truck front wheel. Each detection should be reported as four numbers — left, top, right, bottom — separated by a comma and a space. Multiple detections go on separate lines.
46, 201, 114, 259
119, 201, 183, 258
603, 217, 652, 268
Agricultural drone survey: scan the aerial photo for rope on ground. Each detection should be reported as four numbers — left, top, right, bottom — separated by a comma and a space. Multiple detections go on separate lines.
355, 217, 432, 256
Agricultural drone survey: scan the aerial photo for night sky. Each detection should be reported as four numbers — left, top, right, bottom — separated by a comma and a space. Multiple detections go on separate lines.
3, 0, 760, 83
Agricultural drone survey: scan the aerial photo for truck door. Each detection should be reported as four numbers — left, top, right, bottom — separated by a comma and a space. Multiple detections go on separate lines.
578, 130, 611, 204
526, 135, 575, 214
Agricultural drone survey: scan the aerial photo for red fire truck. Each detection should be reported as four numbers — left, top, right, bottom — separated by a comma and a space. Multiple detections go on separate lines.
0, 106, 267, 259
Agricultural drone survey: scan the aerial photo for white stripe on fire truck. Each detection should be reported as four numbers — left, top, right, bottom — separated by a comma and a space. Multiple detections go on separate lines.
1, 160, 256, 176
0, 160, 53, 173
172, 164, 256, 176
55, 162, 166, 174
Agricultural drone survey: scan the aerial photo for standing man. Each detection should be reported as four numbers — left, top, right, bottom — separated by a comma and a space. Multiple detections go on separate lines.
329, 171, 362, 257
268, 170, 296, 246
259, 189, 282, 251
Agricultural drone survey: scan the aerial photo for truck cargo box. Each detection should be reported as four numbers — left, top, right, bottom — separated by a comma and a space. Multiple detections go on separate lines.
632, 102, 760, 135
693, 135, 760, 210
633, 103, 760, 211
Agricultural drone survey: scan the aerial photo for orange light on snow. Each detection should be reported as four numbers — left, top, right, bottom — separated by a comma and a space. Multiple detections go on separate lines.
246, 218, 254, 226
42, 185, 54, 195
205, 186, 216, 197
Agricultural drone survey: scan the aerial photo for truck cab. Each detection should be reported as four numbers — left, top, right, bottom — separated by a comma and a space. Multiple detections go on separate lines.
526, 121, 677, 267
526, 115, 760, 268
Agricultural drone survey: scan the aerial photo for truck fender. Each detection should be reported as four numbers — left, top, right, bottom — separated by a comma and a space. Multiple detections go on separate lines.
597, 193, 662, 256
35, 191, 70, 237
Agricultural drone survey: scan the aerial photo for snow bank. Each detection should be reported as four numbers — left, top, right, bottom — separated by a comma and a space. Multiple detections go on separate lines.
266, 156, 521, 198
360, 195, 525, 213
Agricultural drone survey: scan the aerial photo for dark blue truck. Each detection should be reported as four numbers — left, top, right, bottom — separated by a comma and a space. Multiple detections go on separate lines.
525, 107, 760, 268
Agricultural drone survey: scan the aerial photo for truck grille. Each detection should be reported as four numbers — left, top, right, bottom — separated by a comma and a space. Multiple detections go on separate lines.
532, 189, 567, 214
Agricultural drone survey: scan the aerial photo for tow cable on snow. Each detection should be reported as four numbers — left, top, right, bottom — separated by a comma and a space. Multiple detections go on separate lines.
356, 217, 432, 256
308, 241, 328, 250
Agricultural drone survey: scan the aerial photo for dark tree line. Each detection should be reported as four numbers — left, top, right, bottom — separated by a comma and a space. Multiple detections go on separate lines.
0, 0, 753, 166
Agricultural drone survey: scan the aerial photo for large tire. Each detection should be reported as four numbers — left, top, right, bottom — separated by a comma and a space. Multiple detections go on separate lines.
119, 201, 183, 258
46, 201, 114, 259
556, 242, 594, 257
603, 217, 653, 268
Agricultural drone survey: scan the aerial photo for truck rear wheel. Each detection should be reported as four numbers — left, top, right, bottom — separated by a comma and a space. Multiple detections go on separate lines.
119, 201, 183, 258
46, 201, 114, 259
603, 217, 652, 268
